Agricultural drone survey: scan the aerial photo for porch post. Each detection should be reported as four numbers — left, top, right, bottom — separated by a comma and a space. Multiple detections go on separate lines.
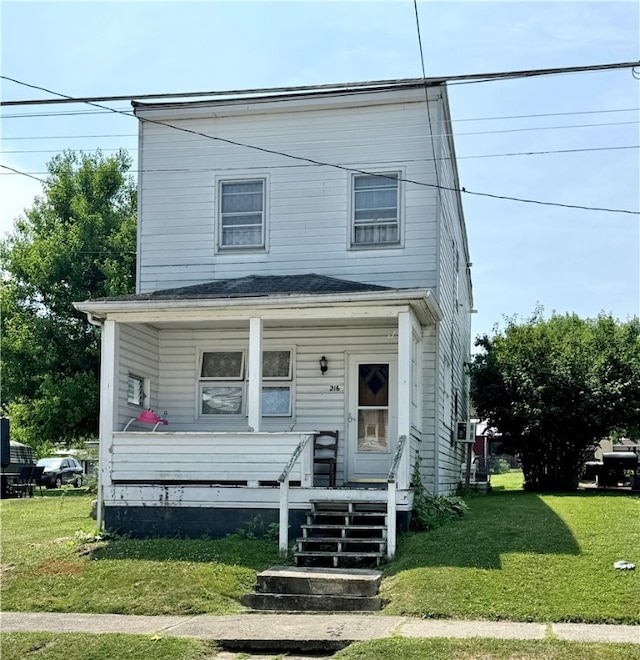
247, 317, 263, 432
397, 311, 413, 489
387, 479, 397, 559
279, 478, 290, 556
97, 319, 118, 531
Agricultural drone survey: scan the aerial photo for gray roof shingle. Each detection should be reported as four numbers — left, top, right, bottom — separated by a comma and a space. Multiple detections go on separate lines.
96, 274, 394, 302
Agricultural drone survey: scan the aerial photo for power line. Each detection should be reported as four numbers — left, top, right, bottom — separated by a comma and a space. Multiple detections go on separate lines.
2, 144, 637, 164
2, 61, 638, 106
0, 164, 45, 183
413, 0, 444, 230
2, 75, 638, 216
1, 134, 137, 141
454, 107, 640, 123
2, 105, 638, 128
1, 117, 638, 151
1, 109, 130, 119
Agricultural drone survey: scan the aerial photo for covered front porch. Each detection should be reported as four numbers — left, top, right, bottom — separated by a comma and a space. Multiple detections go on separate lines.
77, 275, 442, 559
105, 429, 413, 557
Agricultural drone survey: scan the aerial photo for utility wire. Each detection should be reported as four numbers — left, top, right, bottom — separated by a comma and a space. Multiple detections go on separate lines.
1, 118, 639, 148
3, 144, 638, 163
0, 163, 45, 183
2, 105, 638, 128
2, 75, 638, 215
2, 61, 638, 106
413, 0, 443, 222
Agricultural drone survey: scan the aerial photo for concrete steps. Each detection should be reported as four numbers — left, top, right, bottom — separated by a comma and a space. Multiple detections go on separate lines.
295, 500, 388, 568
241, 566, 382, 612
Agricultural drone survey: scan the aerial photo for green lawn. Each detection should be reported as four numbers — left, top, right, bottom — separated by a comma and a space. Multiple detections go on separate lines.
334, 638, 640, 660
0, 495, 281, 615
490, 468, 525, 491
0, 633, 218, 660
1, 484, 639, 624
335, 638, 640, 660
2, 634, 640, 660
381, 486, 640, 623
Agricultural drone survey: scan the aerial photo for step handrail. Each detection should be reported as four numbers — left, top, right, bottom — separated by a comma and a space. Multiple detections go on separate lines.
386, 434, 407, 560
278, 432, 314, 556
387, 434, 408, 484
278, 432, 314, 484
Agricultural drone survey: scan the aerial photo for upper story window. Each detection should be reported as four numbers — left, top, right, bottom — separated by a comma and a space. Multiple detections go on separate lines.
352, 173, 400, 247
219, 180, 265, 250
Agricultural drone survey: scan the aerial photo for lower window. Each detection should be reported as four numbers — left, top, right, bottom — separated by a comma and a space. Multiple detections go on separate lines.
262, 386, 291, 416
201, 385, 244, 415
199, 349, 293, 417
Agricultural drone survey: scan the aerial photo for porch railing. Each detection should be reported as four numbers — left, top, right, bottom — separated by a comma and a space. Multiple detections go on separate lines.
276, 432, 410, 558
278, 433, 314, 555
387, 434, 408, 559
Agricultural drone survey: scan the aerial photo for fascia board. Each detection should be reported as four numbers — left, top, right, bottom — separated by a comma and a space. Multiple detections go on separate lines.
74, 289, 442, 325
134, 87, 441, 122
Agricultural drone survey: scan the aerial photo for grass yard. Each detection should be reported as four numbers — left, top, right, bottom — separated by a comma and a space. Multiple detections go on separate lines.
1, 479, 639, 624
334, 637, 640, 660
0, 632, 219, 660
0, 495, 281, 615
382, 483, 640, 623
490, 468, 525, 491
2, 635, 640, 660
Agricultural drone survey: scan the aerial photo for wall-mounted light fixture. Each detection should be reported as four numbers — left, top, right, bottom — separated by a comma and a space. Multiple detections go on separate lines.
319, 356, 328, 375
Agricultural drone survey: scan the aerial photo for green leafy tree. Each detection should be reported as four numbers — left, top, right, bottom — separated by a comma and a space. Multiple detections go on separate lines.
470, 310, 640, 491
1, 150, 136, 454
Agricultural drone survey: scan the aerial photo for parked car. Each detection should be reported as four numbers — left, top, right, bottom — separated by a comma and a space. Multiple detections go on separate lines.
36, 457, 84, 488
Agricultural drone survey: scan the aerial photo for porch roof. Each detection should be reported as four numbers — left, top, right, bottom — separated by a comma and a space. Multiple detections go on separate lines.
74, 274, 443, 326
93, 274, 392, 301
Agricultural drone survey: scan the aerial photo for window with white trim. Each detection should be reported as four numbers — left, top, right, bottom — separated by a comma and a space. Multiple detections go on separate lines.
127, 374, 147, 407
352, 173, 400, 246
199, 349, 293, 416
200, 351, 245, 415
262, 350, 293, 416
219, 180, 265, 249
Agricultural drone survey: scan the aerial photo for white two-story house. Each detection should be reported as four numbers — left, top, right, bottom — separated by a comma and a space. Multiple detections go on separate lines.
76, 78, 473, 561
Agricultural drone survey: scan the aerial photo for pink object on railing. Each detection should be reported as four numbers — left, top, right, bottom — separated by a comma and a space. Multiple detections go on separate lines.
123, 409, 169, 432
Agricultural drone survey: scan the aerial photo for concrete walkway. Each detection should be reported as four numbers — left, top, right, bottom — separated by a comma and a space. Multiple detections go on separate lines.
1, 612, 639, 652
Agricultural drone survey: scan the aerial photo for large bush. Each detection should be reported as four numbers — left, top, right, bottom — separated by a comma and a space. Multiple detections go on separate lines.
470, 310, 640, 491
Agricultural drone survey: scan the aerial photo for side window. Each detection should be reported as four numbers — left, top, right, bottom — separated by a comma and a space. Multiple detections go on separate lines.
127, 374, 147, 407
352, 173, 400, 247
218, 180, 265, 250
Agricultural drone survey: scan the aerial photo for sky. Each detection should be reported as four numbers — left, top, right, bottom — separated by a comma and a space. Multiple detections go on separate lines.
1, 0, 638, 341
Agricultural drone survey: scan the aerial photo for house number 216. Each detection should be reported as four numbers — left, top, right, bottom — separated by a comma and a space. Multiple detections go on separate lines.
329, 385, 342, 392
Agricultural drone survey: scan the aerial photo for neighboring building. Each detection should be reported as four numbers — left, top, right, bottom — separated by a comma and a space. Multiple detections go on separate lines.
592, 437, 640, 461
75, 78, 473, 559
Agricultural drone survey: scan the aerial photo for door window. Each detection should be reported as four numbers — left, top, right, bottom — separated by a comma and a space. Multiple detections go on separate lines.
357, 364, 389, 452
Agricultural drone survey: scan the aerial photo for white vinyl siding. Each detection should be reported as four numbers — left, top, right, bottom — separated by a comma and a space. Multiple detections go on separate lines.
117, 324, 159, 429
433, 98, 474, 495
136, 89, 441, 292
111, 320, 439, 492
352, 173, 400, 247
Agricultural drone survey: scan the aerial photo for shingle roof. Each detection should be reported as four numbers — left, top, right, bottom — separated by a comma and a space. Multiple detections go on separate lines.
98, 274, 394, 302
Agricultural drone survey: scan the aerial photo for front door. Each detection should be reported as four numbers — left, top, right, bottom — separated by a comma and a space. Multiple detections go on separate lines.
347, 355, 397, 483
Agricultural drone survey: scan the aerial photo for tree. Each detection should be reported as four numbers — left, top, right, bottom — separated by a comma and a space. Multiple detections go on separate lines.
1, 150, 136, 455
470, 309, 640, 491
